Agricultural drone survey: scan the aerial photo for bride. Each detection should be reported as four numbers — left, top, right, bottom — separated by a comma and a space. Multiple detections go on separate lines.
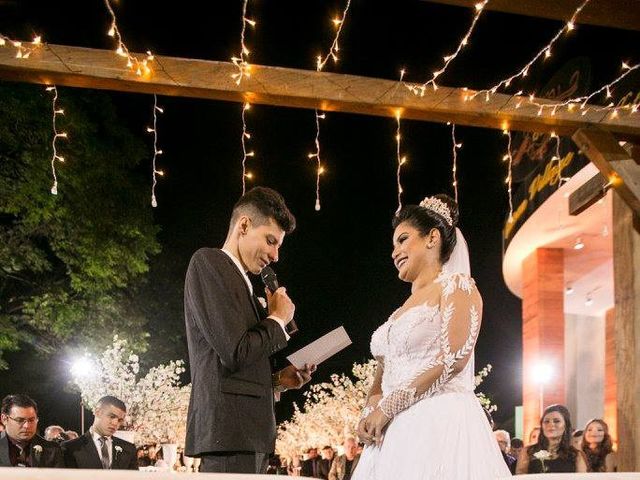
353, 194, 510, 480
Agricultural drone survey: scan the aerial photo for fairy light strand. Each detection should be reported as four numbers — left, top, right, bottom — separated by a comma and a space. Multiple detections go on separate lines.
241, 102, 255, 194
231, 0, 255, 85
526, 61, 639, 116
309, 0, 353, 211
394, 107, 406, 214
450, 123, 462, 203
46, 86, 68, 195
410, 0, 489, 95
469, 0, 591, 101
0, 33, 42, 59
502, 129, 514, 222
148, 94, 164, 207
103, 0, 154, 76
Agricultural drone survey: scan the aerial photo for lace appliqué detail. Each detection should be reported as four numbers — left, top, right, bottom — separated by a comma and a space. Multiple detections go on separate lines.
377, 274, 480, 419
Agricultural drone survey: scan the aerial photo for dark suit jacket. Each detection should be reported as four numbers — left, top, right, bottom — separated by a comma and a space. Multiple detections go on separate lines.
0, 432, 64, 468
318, 458, 332, 479
62, 432, 137, 470
184, 248, 288, 456
301, 457, 322, 478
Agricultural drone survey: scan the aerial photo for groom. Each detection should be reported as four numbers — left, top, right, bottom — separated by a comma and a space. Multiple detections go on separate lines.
184, 186, 314, 473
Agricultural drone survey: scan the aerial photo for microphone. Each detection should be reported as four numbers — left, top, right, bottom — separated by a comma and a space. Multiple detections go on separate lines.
260, 266, 299, 336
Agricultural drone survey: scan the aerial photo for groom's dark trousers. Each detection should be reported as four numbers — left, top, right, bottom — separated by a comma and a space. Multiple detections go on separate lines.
183, 248, 287, 473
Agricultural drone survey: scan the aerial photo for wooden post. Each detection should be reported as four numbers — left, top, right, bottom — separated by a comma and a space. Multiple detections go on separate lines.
612, 193, 640, 471
522, 248, 565, 440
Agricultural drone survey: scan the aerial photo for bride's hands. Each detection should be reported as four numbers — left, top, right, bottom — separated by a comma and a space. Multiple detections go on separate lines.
359, 408, 391, 447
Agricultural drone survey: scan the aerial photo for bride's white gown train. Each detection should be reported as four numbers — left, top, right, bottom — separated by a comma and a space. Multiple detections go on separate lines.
352, 273, 510, 480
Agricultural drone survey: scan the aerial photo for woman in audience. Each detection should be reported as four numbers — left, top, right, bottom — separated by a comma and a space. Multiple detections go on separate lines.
528, 427, 540, 446
582, 419, 617, 472
516, 404, 587, 474
571, 430, 583, 450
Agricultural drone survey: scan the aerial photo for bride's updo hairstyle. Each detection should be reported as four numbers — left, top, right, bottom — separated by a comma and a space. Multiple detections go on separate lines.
392, 194, 459, 264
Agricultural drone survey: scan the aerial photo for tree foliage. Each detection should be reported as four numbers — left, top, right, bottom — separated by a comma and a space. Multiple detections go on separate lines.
0, 82, 160, 368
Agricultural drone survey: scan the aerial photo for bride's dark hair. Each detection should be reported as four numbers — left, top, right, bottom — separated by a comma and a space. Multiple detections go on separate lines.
392, 194, 459, 264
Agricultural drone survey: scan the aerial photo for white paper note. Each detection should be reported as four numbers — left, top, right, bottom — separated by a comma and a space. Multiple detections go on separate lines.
287, 326, 352, 369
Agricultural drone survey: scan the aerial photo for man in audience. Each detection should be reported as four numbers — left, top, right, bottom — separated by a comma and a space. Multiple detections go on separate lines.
65, 430, 79, 440
494, 429, 516, 474
301, 447, 322, 478
44, 425, 66, 442
0, 394, 64, 467
62, 395, 137, 470
329, 437, 360, 480
318, 445, 334, 479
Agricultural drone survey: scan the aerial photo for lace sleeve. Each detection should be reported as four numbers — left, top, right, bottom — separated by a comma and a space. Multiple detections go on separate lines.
378, 274, 482, 419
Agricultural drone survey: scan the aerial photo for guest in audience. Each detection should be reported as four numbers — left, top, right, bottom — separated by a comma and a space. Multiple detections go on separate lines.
44, 425, 65, 442
571, 429, 584, 450
329, 437, 360, 480
318, 445, 334, 479
62, 395, 138, 470
528, 426, 541, 446
494, 429, 516, 474
516, 404, 587, 474
137, 446, 152, 467
65, 430, 79, 440
582, 419, 617, 472
302, 447, 322, 478
0, 394, 64, 467
510, 438, 524, 459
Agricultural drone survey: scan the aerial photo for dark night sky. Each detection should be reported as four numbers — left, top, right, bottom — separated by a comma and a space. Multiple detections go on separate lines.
0, 0, 637, 435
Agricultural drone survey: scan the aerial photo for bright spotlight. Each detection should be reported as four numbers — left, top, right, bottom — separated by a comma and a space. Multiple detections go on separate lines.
532, 362, 553, 385
70, 357, 93, 377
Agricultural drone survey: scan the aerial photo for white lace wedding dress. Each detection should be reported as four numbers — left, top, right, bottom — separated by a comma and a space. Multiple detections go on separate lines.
352, 272, 510, 480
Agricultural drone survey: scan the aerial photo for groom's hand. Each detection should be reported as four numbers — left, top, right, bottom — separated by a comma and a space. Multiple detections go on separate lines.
266, 287, 295, 323
277, 363, 316, 390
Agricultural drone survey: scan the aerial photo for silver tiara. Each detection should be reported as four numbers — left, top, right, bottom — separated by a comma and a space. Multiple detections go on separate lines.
419, 196, 453, 226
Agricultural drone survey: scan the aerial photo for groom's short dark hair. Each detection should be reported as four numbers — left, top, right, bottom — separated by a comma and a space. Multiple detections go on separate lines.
230, 187, 296, 234
96, 395, 127, 412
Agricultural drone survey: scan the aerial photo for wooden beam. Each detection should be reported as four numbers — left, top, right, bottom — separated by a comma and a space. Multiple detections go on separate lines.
568, 172, 608, 216
0, 43, 639, 138
422, 0, 640, 32
612, 193, 640, 471
572, 129, 640, 215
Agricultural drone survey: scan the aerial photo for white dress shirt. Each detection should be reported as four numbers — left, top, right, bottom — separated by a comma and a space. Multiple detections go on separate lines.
221, 248, 290, 340
90, 429, 112, 467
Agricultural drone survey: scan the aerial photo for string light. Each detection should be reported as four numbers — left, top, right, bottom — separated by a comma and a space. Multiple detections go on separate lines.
0, 33, 42, 59
468, 0, 591, 101
450, 123, 462, 203
231, 0, 256, 85
408, 1, 489, 96
148, 94, 164, 207
103, 0, 154, 76
46, 86, 68, 195
394, 108, 406, 214
502, 129, 514, 223
308, 0, 353, 211
525, 61, 640, 116
241, 102, 254, 194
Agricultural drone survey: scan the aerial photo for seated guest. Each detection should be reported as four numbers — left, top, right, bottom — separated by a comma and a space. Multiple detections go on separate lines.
510, 438, 524, 460
494, 429, 516, 474
516, 404, 587, 474
65, 430, 79, 440
62, 395, 137, 470
44, 425, 66, 442
582, 419, 617, 472
0, 394, 64, 467
329, 437, 360, 480
318, 445, 334, 479
528, 426, 541, 446
301, 447, 322, 478
571, 430, 583, 450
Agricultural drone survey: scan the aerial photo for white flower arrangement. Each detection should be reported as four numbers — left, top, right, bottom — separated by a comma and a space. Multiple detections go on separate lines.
71, 336, 191, 447
276, 361, 498, 458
